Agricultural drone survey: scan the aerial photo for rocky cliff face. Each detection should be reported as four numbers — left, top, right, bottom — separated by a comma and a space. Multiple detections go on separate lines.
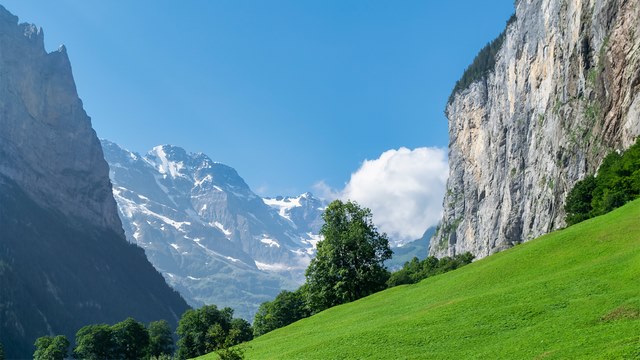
0, 6, 188, 357
431, 0, 640, 258
0, 9, 120, 234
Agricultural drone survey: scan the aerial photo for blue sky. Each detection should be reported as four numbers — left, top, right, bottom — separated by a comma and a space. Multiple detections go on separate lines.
2, 1, 513, 197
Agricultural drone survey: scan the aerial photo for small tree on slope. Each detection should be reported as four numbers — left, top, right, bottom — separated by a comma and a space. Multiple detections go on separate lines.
305, 200, 392, 313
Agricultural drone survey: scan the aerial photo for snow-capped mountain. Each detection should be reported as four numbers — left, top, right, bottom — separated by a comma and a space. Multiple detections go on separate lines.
101, 140, 326, 319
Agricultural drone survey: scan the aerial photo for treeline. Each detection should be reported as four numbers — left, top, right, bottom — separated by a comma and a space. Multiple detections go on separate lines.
32, 305, 251, 360
448, 14, 516, 104
387, 252, 474, 287
565, 138, 640, 225
253, 200, 475, 337
27, 200, 475, 358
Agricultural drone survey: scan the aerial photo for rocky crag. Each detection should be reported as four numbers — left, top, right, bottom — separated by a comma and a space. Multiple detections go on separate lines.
0, 6, 188, 357
431, 0, 640, 258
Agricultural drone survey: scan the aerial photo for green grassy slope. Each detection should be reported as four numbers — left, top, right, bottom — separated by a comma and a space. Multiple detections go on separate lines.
201, 200, 640, 359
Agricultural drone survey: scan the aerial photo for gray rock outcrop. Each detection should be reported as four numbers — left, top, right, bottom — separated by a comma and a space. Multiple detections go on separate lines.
431, 0, 640, 258
0, 7, 121, 234
0, 6, 188, 357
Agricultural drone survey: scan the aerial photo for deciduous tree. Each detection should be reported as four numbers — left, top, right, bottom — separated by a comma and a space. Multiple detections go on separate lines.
148, 320, 174, 357
33, 335, 69, 360
305, 200, 392, 313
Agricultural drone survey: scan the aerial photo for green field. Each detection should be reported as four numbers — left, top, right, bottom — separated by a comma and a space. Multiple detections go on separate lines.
200, 200, 640, 359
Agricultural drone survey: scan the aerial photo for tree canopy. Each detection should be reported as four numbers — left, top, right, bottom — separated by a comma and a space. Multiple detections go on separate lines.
305, 200, 392, 313
565, 138, 640, 225
253, 288, 310, 336
176, 305, 252, 359
148, 320, 174, 358
111, 317, 149, 360
33, 335, 69, 360
74, 324, 115, 360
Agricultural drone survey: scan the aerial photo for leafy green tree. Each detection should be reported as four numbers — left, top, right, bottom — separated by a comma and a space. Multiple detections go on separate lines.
33, 335, 69, 360
0, 341, 4, 360
111, 317, 150, 360
565, 175, 597, 225
74, 324, 115, 360
176, 305, 234, 359
227, 318, 253, 345
148, 320, 174, 357
305, 200, 392, 313
253, 288, 310, 336
565, 138, 640, 225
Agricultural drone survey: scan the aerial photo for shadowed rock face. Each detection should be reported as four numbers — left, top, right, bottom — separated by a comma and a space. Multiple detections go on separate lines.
0, 6, 120, 234
0, 6, 188, 358
431, 0, 640, 258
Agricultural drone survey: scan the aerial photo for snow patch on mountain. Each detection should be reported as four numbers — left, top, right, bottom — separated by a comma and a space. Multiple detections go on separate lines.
101, 139, 327, 320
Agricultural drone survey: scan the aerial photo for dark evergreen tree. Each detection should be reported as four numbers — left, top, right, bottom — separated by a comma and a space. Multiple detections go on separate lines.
305, 200, 392, 313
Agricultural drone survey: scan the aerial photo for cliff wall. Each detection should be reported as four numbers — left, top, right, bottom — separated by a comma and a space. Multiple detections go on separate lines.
431, 0, 640, 257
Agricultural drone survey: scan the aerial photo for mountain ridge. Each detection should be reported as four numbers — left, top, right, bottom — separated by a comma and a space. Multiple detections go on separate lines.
102, 139, 326, 320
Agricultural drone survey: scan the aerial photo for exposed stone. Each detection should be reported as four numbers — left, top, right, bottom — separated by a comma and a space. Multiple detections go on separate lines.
431, 0, 640, 258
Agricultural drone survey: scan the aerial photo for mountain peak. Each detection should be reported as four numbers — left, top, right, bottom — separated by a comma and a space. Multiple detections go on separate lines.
102, 139, 325, 320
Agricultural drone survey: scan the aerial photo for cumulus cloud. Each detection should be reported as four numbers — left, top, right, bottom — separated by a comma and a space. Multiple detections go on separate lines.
314, 147, 448, 245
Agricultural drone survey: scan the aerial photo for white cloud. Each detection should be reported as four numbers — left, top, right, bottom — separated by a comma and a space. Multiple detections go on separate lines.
315, 147, 448, 246
312, 180, 341, 201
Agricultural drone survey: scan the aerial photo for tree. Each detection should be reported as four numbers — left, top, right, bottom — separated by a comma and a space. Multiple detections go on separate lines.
74, 324, 115, 360
253, 288, 310, 336
227, 318, 253, 345
111, 317, 150, 360
565, 175, 597, 225
148, 320, 174, 357
176, 305, 234, 359
565, 138, 640, 225
0, 342, 4, 360
305, 200, 392, 313
33, 335, 69, 360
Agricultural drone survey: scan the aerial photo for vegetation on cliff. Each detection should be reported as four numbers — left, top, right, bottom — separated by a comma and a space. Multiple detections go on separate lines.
448, 14, 516, 104
565, 138, 640, 225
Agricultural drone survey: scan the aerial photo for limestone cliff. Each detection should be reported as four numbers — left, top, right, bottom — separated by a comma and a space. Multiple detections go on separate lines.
0, 7, 120, 234
0, 6, 188, 357
430, 0, 640, 258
